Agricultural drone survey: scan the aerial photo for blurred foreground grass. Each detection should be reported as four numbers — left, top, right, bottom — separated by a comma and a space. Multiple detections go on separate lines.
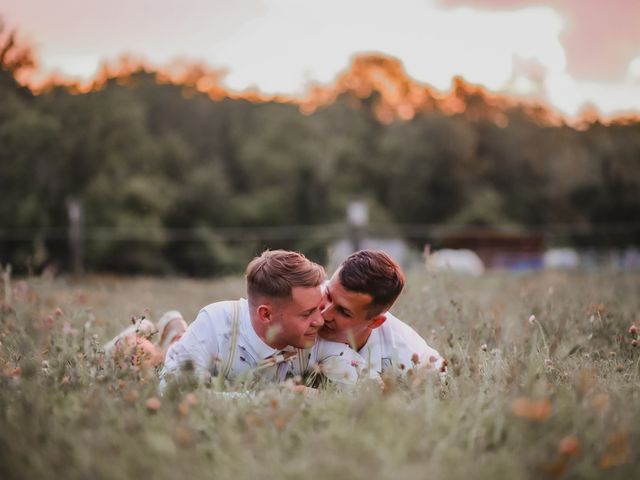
1, 269, 639, 479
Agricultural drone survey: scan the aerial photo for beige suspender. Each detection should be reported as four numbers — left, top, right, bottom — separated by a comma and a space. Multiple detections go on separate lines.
297, 348, 310, 374
219, 300, 309, 380
221, 300, 240, 379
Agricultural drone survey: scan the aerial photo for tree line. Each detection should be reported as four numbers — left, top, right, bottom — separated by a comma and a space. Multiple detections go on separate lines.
1, 32, 639, 275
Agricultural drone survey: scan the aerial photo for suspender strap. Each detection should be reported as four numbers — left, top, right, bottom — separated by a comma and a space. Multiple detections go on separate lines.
297, 348, 310, 374
221, 300, 240, 379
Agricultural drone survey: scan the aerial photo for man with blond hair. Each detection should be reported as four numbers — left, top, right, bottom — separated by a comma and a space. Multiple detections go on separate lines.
160, 250, 364, 388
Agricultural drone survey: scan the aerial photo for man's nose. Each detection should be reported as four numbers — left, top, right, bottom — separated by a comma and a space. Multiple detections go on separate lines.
310, 310, 324, 328
319, 295, 328, 311
320, 299, 332, 317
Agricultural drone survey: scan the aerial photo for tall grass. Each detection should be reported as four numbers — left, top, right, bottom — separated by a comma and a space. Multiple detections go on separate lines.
1, 269, 638, 479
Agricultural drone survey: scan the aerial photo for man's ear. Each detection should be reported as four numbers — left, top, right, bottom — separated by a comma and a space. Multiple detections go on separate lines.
256, 304, 272, 324
368, 313, 387, 330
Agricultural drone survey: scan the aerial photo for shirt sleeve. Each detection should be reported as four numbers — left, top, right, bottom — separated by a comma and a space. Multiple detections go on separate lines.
159, 307, 221, 388
386, 313, 447, 381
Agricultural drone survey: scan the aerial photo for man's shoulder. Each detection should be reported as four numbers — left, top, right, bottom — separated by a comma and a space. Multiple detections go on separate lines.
200, 298, 245, 314
195, 298, 247, 327
381, 311, 428, 347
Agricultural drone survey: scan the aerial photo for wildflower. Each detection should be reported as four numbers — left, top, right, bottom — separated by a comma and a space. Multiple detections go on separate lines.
511, 397, 551, 422
184, 393, 198, 406
54, 307, 64, 317
42, 315, 54, 330
480, 343, 488, 352
590, 393, 609, 414
411, 353, 420, 365
62, 321, 78, 336
544, 358, 554, 369
439, 358, 448, 373
273, 415, 289, 430
177, 401, 190, 417
632, 339, 638, 347
608, 351, 616, 358
599, 430, 630, 469
60, 376, 70, 385
174, 425, 194, 447
73, 290, 89, 305
244, 414, 264, 428
123, 389, 140, 404
145, 397, 161, 412
559, 435, 581, 457
528, 314, 536, 324
629, 324, 637, 335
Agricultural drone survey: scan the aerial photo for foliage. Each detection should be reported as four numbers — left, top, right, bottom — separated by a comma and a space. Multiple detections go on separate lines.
1, 29, 639, 275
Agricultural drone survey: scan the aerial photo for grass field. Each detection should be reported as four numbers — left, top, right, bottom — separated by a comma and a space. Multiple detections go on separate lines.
1, 268, 639, 479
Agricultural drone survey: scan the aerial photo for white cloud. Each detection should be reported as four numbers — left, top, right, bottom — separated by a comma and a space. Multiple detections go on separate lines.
628, 55, 640, 81
211, 1, 567, 95
2, 0, 639, 116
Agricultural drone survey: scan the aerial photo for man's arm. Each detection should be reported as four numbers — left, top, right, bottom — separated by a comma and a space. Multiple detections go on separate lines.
160, 307, 220, 387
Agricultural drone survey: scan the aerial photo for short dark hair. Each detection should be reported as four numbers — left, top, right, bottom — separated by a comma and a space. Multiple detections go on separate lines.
339, 250, 405, 317
246, 250, 325, 301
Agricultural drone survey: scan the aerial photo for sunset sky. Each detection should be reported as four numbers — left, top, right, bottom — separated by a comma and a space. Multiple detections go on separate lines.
3, 0, 640, 118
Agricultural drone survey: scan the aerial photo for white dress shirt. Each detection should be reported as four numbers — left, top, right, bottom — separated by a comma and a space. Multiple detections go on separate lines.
160, 298, 365, 387
355, 311, 445, 375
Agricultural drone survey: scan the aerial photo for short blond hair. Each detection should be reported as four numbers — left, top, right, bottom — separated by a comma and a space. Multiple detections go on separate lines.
246, 250, 325, 300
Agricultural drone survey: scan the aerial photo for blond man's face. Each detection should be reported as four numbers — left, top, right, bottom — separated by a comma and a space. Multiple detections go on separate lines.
269, 286, 324, 349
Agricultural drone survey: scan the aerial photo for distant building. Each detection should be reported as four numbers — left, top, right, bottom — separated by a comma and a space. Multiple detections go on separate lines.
437, 227, 545, 270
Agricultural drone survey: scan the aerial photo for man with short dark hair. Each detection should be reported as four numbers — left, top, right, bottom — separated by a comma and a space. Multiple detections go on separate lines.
160, 250, 363, 388
319, 250, 445, 377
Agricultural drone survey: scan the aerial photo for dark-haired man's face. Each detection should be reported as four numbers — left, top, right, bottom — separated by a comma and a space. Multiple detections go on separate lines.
318, 270, 385, 349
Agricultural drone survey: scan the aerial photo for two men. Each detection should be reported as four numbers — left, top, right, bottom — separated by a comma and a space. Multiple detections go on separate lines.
160, 249, 444, 389
161, 250, 364, 387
